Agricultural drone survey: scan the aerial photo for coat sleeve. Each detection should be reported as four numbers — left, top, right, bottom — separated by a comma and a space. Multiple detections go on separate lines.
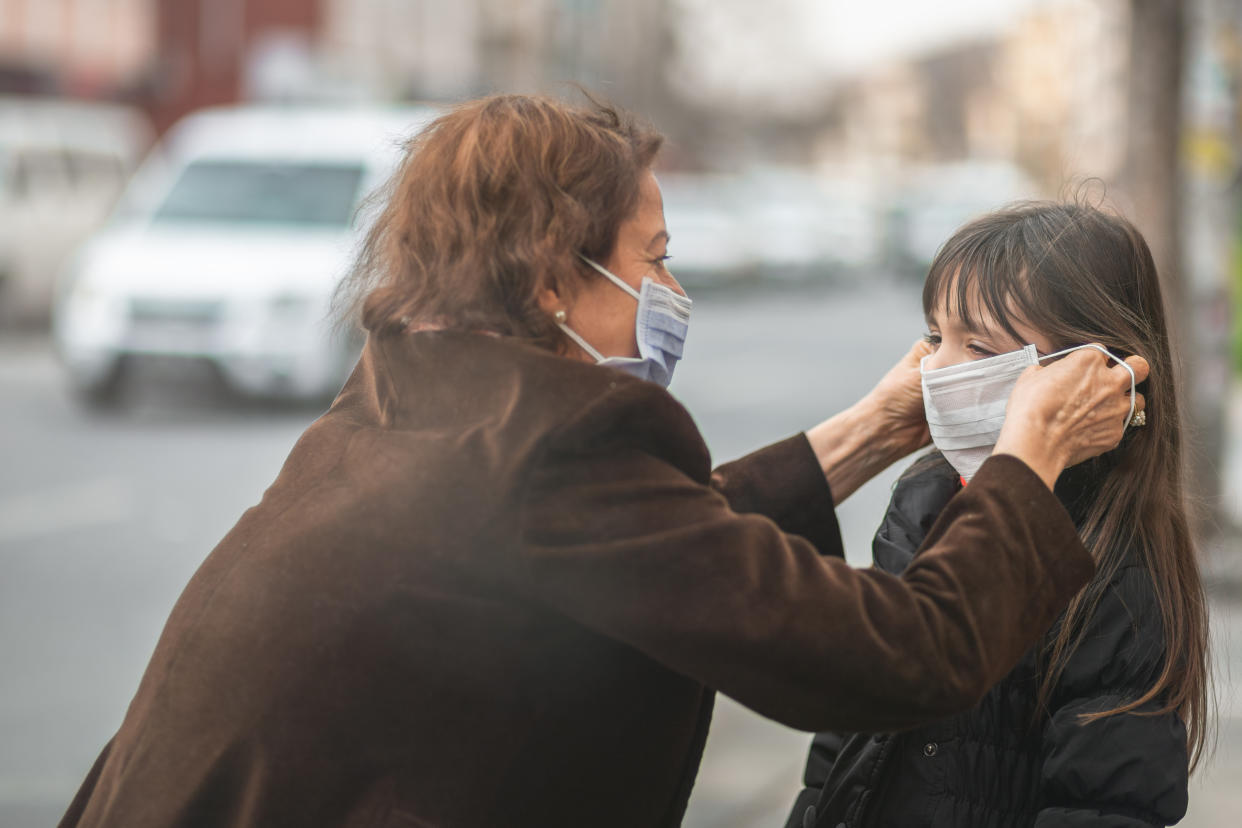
1034, 567, 1189, 827
512, 382, 1095, 732
710, 433, 844, 557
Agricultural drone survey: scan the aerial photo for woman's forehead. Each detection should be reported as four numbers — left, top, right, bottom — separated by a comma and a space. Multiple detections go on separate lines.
616, 172, 667, 247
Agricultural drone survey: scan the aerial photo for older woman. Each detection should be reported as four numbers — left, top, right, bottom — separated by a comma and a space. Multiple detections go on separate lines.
61, 96, 1146, 828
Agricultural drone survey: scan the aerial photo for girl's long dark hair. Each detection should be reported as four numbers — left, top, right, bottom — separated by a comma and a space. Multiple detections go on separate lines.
923, 201, 1210, 770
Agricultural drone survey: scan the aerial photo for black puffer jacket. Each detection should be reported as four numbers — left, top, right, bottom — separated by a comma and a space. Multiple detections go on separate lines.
785, 456, 1189, 828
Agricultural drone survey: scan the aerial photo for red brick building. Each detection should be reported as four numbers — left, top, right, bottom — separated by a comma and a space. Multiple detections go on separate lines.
147, 0, 321, 133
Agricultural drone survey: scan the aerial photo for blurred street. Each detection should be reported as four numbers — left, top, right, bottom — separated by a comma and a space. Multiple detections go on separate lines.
2, 280, 1239, 827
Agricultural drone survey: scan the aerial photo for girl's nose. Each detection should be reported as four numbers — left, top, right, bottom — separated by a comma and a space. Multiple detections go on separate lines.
924, 348, 968, 371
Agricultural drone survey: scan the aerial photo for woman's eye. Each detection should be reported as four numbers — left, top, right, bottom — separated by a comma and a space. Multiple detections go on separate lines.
652, 254, 672, 268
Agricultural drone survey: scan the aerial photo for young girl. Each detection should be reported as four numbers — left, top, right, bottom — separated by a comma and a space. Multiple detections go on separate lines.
786, 202, 1210, 828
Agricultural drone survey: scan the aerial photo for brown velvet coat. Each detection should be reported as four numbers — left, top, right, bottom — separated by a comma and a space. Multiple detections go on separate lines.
61, 331, 1092, 828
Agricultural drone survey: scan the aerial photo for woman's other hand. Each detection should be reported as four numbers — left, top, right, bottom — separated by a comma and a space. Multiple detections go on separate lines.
807, 340, 932, 505
995, 348, 1149, 490
862, 339, 934, 458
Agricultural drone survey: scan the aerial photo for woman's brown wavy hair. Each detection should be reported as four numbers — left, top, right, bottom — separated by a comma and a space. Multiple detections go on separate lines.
922, 201, 1211, 770
338, 94, 663, 347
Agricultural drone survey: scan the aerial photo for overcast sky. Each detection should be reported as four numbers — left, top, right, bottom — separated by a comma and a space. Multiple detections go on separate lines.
804, 0, 1046, 72
671, 0, 1048, 112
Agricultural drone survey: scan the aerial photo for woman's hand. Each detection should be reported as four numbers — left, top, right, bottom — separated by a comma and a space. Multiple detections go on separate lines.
859, 338, 934, 458
994, 348, 1149, 490
807, 340, 933, 505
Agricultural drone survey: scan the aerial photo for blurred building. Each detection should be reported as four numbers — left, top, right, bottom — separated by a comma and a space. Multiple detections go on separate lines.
814, 44, 999, 178
811, 0, 1130, 195
146, 0, 321, 133
1001, 0, 1129, 190
152, 0, 678, 133
0, 0, 155, 95
318, 0, 678, 126
0, 0, 323, 130
0, 0, 680, 139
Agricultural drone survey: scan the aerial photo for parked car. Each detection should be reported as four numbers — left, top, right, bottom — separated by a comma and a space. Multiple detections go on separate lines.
53, 104, 438, 406
0, 97, 151, 325
657, 173, 753, 287
885, 160, 1039, 278
735, 168, 881, 281
657, 168, 882, 288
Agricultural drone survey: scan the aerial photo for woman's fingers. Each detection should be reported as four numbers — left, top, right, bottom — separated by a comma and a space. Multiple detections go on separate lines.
906, 337, 935, 366
1064, 348, 1148, 465
995, 346, 1149, 488
864, 341, 930, 422
864, 340, 933, 454
1123, 354, 1150, 385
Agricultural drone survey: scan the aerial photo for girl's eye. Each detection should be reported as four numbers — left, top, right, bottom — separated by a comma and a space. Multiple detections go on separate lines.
967, 343, 997, 357
922, 332, 942, 347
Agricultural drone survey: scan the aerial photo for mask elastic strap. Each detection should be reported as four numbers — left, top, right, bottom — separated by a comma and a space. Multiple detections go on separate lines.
578, 254, 641, 301
1037, 343, 1136, 428
556, 321, 607, 363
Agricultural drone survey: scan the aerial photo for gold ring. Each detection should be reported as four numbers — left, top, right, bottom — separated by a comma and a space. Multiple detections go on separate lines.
1129, 409, 1147, 428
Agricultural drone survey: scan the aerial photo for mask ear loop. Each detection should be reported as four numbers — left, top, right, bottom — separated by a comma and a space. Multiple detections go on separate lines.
1037, 343, 1136, 430
578, 254, 642, 300
556, 321, 607, 362
560, 254, 641, 364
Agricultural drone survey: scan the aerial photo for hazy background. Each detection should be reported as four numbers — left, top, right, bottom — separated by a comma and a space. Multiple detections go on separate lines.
0, 1, 1240, 825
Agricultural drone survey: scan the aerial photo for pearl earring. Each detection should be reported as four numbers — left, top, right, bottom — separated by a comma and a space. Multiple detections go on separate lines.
554, 310, 567, 323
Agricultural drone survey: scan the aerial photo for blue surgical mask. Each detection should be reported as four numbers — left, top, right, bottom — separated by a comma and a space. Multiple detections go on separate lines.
557, 255, 692, 388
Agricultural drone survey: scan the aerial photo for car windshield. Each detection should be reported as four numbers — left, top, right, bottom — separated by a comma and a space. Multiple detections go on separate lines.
152, 160, 365, 226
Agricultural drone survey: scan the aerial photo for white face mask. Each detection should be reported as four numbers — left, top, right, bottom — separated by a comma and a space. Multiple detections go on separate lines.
921, 343, 1137, 482
557, 255, 692, 388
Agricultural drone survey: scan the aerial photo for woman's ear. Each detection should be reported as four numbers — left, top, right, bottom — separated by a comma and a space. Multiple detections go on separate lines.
536, 287, 562, 317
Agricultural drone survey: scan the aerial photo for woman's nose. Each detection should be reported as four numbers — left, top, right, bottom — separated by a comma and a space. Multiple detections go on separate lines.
662, 269, 687, 298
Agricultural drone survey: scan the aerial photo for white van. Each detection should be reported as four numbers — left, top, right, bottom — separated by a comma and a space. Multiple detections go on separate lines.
53, 105, 438, 405
0, 97, 151, 324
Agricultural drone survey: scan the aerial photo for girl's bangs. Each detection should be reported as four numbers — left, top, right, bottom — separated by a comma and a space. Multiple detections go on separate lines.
922, 227, 1039, 345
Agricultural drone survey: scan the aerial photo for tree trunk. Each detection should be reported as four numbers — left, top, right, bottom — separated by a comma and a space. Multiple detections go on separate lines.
1125, 0, 1186, 335
1125, 0, 1236, 538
